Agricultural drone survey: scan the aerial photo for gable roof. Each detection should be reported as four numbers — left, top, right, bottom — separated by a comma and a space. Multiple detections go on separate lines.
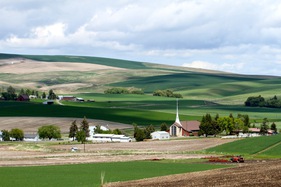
19, 94, 29, 100
172, 120, 200, 132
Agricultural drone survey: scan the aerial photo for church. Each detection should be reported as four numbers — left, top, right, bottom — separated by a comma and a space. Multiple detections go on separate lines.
169, 99, 200, 137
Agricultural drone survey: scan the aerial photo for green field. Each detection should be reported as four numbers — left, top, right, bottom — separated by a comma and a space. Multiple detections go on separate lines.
206, 134, 281, 157
0, 161, 230, 187
1, 91, 281, 127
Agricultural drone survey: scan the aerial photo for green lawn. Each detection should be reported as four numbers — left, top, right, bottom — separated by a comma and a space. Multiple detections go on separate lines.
206, 134, 281, 157
0, 161, 230, 187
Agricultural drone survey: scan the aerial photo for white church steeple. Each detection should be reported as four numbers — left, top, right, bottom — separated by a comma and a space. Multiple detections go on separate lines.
175, 99, 182, 126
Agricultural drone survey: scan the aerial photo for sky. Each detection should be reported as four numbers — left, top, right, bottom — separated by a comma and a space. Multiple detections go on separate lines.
1, 0, 281, 76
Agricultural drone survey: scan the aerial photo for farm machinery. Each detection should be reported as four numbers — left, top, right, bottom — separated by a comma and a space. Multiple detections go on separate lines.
230, 155, 244, 163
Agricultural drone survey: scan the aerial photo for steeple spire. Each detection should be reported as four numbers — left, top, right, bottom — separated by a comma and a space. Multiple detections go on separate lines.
175, 99, 182, 126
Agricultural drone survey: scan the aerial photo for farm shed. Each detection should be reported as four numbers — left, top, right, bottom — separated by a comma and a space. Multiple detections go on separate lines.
58, 95, 76, 101
151, 131, 170, 140
24, 134, 40, 141
91, 134, 132, 143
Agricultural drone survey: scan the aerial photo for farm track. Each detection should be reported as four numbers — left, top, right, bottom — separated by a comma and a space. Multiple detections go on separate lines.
254, 141, 281, 155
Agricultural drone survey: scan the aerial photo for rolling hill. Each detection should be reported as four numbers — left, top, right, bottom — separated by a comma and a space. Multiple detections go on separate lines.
1, 53, 281, 105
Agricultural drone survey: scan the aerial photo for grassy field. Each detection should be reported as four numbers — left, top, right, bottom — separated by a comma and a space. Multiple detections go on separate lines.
0, 160, 230, 187
1, 92, 281, 127
206, 134, 281, 158
1, 53, 281, 102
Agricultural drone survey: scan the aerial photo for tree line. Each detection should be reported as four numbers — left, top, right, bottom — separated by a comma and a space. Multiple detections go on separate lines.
104, 87, 144, 95
0, 85, 57, 100
153, 90, 183, 98
245, 95, 281, 108
199, 113, 278, 137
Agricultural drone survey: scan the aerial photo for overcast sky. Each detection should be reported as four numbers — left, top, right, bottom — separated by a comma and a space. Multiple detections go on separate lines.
1, 0, 281, 75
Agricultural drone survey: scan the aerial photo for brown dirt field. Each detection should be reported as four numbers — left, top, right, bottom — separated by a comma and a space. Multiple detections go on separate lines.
105, 159, 281, 187
0, 117, 132, 133
0, 138, 234, 167
1, 138, 280, 186
0, 58, 123, 74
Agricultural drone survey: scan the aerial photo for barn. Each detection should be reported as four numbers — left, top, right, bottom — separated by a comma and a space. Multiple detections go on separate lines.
17, 94, 30, 101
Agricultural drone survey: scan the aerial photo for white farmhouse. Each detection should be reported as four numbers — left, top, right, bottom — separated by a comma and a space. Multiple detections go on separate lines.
151, 131, 170, 140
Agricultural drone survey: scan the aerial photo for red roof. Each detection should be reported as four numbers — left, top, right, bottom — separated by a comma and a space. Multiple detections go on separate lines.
249, 128, 260, 133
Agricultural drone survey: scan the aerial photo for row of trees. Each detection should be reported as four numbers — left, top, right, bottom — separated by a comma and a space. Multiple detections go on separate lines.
1, 125, 61, 141
104, 87, 144, 95
200, 113, 278, 137
200, 113, 250, 136
153, 90, 183, 98
245, 95, 281, 108
1, 128, 24, 141
1, 85, 57, 100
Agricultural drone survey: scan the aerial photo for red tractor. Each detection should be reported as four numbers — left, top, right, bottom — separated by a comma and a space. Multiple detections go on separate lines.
230, 155, 244, 163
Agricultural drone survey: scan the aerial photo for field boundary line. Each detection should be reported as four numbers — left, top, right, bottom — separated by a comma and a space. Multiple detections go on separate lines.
253, 140, 281, 155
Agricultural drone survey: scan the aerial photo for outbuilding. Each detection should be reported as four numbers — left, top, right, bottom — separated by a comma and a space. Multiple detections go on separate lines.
151, 131, 170, 140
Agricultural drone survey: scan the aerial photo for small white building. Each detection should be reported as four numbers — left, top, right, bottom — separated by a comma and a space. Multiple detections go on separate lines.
92, 134, 132, 143
0, 131, 3, 141
151, 131, 170, 140
24, 134, 40, 142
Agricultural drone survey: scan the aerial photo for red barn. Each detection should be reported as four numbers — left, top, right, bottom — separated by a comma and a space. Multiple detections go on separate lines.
17, 94, 30, 101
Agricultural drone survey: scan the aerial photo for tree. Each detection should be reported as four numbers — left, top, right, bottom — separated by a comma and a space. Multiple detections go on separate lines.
35, 91, 39, 98
237, 114, 250, 127
260, 118, 269, 135
135, 128, 145, 141
160, 123, 168, 131
112, 128, 122, 135
25, 89, 31, 96
10, 128, 24, 141
270, 122, 277, 134
144, 125, 155, 139
80, 117, 90, 137
94, 125, 103, 134
133, 124, 145, 141
1, 130, 10, 141
2, 86, 17, 100
42, 92, 46, 99
69, 120, 78, 141
76, 130, 86, 144
48, 89, 56, 100
199, 114, 213, 137
19, 88, 25, 95
38, 125, 61, 140
217, 117, 234, 135
245, 95, 265, 107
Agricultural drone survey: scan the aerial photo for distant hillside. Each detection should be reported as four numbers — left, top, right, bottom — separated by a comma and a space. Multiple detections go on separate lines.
1, 53, 281, 104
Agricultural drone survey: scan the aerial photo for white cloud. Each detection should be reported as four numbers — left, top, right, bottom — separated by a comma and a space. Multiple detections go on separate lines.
1, 0, 281, 75
182, 61, 244, 73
